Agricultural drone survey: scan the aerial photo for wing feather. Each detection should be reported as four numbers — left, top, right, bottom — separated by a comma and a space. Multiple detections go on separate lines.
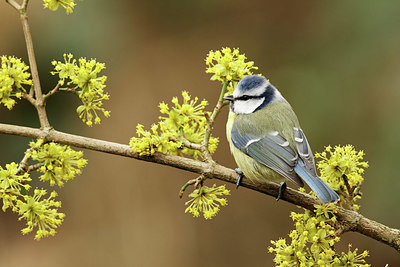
293, 127, 317, 176
230, 114, 339, 203
231, 126, 303, 186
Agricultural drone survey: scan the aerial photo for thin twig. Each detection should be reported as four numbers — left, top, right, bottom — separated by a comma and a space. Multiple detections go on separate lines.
59, 87, 78, 94
21, 0, 29, 10
54, 87, 79, 96
29, 85, 34, 97
19, 2, 50, 128
178, 137, 202, 151
201, 81, 229, 161
17, 149, 32, 174
16, 140, 41, 174
44, 83, 62, 101
176, 128, 202, 151
179, 175, 204, 198
21, 92, 36, 106
5, 0, 20, 10
342, 174, 356, 196
26, 163, 41, 173
0, 122, 399, 252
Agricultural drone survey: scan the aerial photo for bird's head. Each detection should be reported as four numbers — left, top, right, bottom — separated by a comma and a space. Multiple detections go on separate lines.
224, 75, 284, 115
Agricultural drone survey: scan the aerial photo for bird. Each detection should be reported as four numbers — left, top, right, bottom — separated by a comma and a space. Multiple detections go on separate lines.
224, 75, 339, 203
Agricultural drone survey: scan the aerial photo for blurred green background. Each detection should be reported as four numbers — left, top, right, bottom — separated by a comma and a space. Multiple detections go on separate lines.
1, 0, 400, 266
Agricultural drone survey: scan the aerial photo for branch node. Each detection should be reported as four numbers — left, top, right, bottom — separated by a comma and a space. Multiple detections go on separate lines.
179, 174, 205, 198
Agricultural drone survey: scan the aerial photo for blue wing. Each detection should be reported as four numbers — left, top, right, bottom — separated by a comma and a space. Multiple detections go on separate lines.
294, 159, 339, 203
231, 126, 304, 187
294, 127, 317, 176
231, 124, 339, 203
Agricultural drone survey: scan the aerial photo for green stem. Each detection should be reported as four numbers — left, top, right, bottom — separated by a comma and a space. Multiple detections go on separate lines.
59, 87, 79, 94
202, 81, 229, 157
218, 81, 229, 102
44, 83, 61, 101
179, 183, 191, 198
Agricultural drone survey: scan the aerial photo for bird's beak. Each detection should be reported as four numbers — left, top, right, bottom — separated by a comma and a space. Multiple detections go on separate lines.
223, 94, 234, 101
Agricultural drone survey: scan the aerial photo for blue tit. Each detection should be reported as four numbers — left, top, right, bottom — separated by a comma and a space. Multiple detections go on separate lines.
224, 75, 339, 203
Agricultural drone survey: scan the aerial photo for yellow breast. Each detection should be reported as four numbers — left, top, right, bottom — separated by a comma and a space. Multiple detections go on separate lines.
226, 111, 284, 183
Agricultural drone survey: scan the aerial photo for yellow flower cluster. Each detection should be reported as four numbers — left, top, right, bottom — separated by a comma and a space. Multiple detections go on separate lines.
0, 56, 32, 109
129, 91, 218, 159
29, 141, 88, 187
185, 184, 230, 219
43, 0, 76, 14
18, 189, 65, 240
269, 204, 370, 266
0, 140, 87, 240
0, 162, 31, 212
205, 47, 258, 93
316, 145, 368, 210
51, 53, 110, 126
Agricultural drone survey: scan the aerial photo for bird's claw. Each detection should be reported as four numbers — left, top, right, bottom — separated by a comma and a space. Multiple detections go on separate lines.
235, 168, 244, 189
276, 182, 287, 201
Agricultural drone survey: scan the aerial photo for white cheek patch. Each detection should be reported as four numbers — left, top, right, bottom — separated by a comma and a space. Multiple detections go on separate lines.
232, 97, 265, 114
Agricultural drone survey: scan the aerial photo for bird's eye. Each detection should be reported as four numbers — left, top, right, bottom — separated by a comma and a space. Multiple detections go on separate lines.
239, 95, 251, 101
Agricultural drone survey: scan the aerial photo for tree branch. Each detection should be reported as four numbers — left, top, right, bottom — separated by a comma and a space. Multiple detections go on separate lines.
5, 0, 20, 11
18, 3, 50, 129
0, 122, 399, 251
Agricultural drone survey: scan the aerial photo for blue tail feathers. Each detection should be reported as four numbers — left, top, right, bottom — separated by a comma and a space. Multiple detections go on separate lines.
294, 159, 339, 203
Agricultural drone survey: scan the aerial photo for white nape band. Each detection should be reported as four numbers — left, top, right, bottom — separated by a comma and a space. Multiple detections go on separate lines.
233, 80, 270, 98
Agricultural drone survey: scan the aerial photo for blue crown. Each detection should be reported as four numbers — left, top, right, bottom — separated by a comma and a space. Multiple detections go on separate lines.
237, 75, 266, 91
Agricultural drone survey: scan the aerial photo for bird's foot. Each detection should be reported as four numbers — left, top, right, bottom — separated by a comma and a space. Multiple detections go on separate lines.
276, 182, 287, 201
235, 168, 244, 189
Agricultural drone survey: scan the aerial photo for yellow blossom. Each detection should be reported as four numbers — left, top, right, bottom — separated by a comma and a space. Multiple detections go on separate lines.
30, 141, 87, 187
0, 56, 32, 109
130, 91, 218, 159
206, 47, 258, 84
43, 0, 76, 14
269, 205, 370, 266
17, 189, 65, 240
51, 54, 110, 126
0, 162, 32, 211
316, 145, 368, 209
184, 184, 230, 219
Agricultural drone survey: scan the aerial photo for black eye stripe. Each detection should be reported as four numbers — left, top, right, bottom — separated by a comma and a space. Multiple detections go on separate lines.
237, 95, 251, 100
236, 95, 261, 101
